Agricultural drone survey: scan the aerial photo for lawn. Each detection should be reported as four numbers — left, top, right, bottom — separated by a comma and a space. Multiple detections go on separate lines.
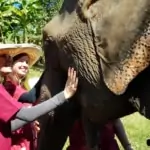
29, 67, 150, 150
118, 113, 150, 150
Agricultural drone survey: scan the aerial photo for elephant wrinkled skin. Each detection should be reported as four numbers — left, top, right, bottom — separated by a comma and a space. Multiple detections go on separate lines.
37, 0, 150, 149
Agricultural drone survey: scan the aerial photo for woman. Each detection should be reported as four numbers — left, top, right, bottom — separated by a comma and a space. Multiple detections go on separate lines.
3, 52, 42, 150
0, 44, 78, 150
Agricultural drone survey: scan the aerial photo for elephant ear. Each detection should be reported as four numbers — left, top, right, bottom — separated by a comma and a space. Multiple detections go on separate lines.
102, 34, 150, 95
81, 0, 150, 95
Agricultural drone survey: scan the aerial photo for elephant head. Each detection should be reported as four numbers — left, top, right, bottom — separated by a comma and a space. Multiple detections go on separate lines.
43, 0, 150, 95
94, 0, 150, 95
39, 1, 150, 149
80, 0, 150, 95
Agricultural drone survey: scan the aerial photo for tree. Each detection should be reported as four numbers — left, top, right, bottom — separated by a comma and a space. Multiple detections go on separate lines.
0, 0, 63, 66
0, 0, 63, 44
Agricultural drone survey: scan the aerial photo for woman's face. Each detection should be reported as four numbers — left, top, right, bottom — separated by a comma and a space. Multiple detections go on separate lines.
12, 55, 29, 78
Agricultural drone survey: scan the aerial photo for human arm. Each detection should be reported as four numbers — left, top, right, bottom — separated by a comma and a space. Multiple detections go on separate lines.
11, 67, 78, 131
0, 82, 66, 132
11, 91, 65, 131
0, 84, 66, 131
114, 119, 133, 150
19, 67, 78, 103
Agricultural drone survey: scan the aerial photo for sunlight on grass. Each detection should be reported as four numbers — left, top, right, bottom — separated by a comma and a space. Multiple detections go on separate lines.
119, 113, 150, 150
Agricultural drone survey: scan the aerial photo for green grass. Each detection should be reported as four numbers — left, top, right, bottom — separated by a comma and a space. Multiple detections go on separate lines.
119, 113, 150, 150
29, 68, 150, 150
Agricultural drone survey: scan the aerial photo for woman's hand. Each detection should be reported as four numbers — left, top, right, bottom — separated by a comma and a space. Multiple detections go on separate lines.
0, 67, 12, 77
0, 66, 12, 73
64, 67, 78, 99
33, 120, 40, 135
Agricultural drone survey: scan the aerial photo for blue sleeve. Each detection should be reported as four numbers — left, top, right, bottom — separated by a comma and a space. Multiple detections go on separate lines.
19, 72, 43, 103
18, 88, 37, 103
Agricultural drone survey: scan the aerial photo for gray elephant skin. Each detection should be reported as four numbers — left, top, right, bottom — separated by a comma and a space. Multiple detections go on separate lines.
37, 0, 150, 149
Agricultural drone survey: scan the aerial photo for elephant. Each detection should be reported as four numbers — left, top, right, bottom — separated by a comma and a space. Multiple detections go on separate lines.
37, 0, 150, 149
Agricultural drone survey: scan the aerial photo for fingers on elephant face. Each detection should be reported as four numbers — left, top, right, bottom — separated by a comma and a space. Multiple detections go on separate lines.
68, 67, 71, 77
72, 70, 77, 82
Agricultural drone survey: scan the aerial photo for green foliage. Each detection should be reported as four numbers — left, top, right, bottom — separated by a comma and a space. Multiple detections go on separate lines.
0, 0, 63, 66
0, 0, 63, 44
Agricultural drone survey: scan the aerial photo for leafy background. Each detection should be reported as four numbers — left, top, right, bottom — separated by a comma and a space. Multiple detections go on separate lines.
0, 0, 63, 66
1, 1, 150, 150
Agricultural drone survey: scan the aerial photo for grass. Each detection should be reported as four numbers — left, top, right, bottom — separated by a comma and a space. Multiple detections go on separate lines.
29, 67, 150, 150
118, 113, 150, 150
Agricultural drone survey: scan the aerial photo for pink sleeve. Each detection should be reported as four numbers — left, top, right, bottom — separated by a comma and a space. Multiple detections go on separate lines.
13, 85, 27, 100
0, 85, 23, 123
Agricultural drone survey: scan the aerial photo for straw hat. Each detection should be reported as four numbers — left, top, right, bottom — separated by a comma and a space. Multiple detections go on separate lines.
0, 43, 42, 67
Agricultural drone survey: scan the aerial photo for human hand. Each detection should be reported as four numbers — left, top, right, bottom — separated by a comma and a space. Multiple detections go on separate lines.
0, 66, 12, 73
64, 67, 78, 99
33, 120, 40, 134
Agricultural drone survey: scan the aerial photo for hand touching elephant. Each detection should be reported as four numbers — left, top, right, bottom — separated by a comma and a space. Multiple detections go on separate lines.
64, 67, 78, 99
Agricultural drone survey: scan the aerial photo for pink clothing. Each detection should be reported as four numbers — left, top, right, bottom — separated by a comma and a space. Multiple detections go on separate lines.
67, 120, 87, 150
67, 120, 120, 150
0, 85, 23, 150
4, 81, 36, 150
100, 123, 120, 150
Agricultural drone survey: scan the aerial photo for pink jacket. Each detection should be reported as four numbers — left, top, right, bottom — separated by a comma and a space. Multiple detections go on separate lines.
3, 81, 37, 150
